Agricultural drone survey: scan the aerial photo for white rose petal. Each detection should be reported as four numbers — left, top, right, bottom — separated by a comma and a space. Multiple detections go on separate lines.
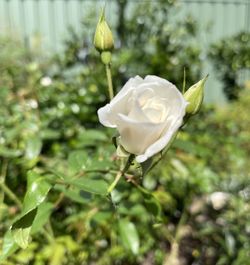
98, 75, 188, 163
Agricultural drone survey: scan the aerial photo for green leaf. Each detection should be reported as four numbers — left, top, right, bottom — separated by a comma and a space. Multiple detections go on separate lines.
31, 202, 54, 234
0, 231, 18, 262
137, 185, 162, 221
63, 177, 108, 196
119, 219, 140, 255
68, 150, 113, 175
92, 211, 112, 224
68, 150, 88, 174
54, 184, 91, 204
87, 157, 113, 171
11, 171, 51, 248
144, 195, 162, 220
25, 136, 42, 160
78, 129, 108, 146
0, 146, 22, 158
22, 171, 51, 213
12, 227, 32, 249
40, 129, 61, 140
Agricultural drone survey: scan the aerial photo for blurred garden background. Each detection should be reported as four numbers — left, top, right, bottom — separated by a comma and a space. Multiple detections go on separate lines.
0, 0, 250, 264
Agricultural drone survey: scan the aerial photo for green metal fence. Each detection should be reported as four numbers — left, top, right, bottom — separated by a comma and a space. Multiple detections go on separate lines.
0, 0, 249, 102
0, 0, 248, 50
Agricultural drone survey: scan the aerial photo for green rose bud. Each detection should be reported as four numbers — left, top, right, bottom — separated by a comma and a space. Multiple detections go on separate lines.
94, 9, 114, 53
184, 75, 208, 116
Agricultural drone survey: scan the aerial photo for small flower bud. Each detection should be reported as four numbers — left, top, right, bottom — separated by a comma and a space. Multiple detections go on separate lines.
94, 9, 114, 53
184, 75, 208, 115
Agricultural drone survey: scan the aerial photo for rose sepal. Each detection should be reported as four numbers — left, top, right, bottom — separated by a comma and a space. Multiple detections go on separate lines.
117, 144, 130, 158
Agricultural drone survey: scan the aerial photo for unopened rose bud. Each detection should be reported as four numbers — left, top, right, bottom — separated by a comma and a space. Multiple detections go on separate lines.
94, 9, 114, 53
184, 75, 208, 116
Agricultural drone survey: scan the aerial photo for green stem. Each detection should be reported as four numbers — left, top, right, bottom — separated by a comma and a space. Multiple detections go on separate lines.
107, 155, 134, 194
182, 67, 186, 94
105, 63, 114, 100
41, 228, 54, 243
46, 220, 55, 240
107, 171, 122, 194
0, 159, 8, 203
0, 181, 22, 209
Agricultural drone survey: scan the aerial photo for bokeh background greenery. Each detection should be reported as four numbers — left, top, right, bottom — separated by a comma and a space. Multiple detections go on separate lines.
0, 1, 250, 264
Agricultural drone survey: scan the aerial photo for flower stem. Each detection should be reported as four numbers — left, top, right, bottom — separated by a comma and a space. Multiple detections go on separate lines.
107, 155, 134, 194
105, 63, 114, 100
182, 67, 186, 94
107, 171, 122, 194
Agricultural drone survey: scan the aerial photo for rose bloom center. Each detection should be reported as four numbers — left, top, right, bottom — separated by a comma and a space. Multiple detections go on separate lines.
126, 88, 168, 124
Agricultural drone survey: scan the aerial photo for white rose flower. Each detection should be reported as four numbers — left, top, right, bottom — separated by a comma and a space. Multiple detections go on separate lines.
98, 75, 188, 163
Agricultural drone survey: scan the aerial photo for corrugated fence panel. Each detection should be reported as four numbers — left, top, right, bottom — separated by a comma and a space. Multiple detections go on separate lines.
0, 0, 249, 103
178, 0, 249, 102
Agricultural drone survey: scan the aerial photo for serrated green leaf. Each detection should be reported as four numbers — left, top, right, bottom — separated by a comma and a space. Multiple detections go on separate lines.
119, 219, 139, 255
63, 177, 108, 195
25, 136, 42, 160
